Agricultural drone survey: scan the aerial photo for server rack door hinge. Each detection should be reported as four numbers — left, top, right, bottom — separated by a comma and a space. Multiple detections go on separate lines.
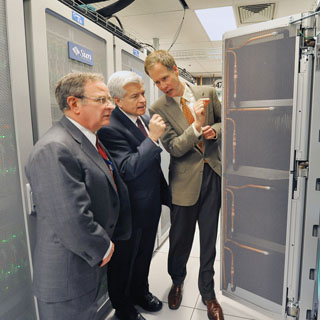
287, 300, 300, 318
297, 161, 309, 178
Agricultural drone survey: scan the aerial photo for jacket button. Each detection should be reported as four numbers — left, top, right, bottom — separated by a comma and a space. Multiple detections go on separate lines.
109, 224, 114, 229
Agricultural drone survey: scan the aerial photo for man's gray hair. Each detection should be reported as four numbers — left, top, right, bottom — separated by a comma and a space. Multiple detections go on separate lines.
55, 72, 104, 111
107, 71, 143, 100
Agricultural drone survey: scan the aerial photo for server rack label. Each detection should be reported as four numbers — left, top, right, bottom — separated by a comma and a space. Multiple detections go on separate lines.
133, 48, 140, 57
72, 11, 85, 25
68, 42, 94, 66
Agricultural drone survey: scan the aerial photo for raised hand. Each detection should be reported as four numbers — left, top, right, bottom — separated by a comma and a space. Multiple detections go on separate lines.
193, 98, 209, 131
149, 114, 166, 142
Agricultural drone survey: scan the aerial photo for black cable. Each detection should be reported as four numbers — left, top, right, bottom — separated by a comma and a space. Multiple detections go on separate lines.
139, 42, 156, 50
168, 9, 186, 52
108, 15, 124, 31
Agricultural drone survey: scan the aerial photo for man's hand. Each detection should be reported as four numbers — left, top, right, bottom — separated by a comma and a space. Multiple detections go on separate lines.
193, 98, 209, 131
202, 125, 216, 140
148, 114, 166, 142
100, 242, 114, 267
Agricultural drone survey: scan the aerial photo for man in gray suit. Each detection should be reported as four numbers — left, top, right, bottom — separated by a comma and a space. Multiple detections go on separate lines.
25, 72, 131, 320
144, 50, 223, 320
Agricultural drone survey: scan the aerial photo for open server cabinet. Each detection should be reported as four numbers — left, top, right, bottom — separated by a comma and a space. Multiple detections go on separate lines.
222, 12, 320, 320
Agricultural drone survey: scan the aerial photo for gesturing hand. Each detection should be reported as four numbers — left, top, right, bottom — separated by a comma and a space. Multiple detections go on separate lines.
202, 125, 216, 140
193, 98, 209, 131
149, 114, 166, 142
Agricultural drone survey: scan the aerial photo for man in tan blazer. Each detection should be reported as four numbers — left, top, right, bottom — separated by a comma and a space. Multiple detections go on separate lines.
145, 50, 223, 320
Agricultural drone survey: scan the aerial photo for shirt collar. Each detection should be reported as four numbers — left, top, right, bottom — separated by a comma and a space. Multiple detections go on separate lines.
118, 106, 140, 125
174, 82, 193, 105
65, 116, 97, 149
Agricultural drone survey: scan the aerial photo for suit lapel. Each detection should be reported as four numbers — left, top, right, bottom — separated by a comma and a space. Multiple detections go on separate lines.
113, 107, 147, 144
163, 96, 189, 134
60, 117, 118, 193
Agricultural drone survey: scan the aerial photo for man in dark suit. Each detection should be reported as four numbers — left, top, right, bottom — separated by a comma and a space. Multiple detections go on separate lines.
144, 50, 223, 320
25, 72, 131, 320
98, 70, 171, 320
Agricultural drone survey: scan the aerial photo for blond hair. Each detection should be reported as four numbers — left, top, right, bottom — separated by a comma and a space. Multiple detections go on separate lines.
144, 50, 177, 75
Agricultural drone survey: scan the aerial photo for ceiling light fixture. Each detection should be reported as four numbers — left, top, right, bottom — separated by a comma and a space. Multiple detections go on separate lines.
195, 6, 237, 41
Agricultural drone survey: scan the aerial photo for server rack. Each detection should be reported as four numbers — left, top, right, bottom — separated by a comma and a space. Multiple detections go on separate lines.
1, 0, 37, 318
222, 13, 320, 320
24, 0, 114, 141
113, 37, 154, 105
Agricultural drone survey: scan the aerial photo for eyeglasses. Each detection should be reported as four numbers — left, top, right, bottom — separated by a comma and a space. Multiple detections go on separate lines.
76, 95, 114, 106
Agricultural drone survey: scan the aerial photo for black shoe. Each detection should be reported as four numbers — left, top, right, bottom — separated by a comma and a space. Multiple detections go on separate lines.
115, 309, 146, 320
134, 292, 163, 312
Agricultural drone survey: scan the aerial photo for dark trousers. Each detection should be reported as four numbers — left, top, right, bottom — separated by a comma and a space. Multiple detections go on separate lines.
168, 164, 221, 300
107, 224, 158, 312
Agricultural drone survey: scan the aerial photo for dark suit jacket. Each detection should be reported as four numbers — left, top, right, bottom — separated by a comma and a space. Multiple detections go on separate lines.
149, 85, 221, 206
25, 116, 131, 303
98, 106, 171, 229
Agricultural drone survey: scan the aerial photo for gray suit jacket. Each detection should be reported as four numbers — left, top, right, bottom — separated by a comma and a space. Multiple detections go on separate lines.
149, 85, 221, 206
25, 116, 131, 303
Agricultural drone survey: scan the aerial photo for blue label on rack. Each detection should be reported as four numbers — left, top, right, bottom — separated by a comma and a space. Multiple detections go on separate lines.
68, 42, 94, 66
72, 11, 85, 25
133, 48, 140, 57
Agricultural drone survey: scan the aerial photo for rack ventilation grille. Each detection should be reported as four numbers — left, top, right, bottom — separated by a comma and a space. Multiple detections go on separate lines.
238, 3, 276, 24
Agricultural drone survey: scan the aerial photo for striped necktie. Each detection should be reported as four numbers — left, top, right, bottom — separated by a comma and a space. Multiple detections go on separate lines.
136, 118, 148, 137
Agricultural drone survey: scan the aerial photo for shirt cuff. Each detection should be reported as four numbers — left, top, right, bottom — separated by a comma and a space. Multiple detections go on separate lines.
192, 123, 202, 137
103, 242, 112, 260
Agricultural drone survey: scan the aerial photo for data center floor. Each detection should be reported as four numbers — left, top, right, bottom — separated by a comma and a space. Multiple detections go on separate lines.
106, 226, 276, 320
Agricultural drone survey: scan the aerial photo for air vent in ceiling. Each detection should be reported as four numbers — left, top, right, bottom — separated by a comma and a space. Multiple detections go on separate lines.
238, 3, 276, 24
171, 48, 222, 61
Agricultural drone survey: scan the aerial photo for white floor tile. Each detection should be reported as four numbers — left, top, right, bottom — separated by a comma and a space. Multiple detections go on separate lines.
106, 217, 279, 320
106, 304, 194, 320
138, 303, 194, 320
149, 250, 201, 308
148, 252, 171, 302
156, 238, 169, 254
191, 307, 255, 320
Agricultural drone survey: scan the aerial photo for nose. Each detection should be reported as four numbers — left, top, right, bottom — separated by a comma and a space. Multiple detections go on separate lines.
105, 101, 115, 110
139, 94, 146, 103
158, 81, 167, 92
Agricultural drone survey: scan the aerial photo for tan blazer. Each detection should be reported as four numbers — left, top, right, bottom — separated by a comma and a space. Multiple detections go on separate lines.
149, 85, 221, 206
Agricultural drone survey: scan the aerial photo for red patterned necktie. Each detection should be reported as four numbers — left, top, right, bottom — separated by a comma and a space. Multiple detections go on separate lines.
96, 138, 115, 179
180, 97, 203, 153
136, 118, 148, 137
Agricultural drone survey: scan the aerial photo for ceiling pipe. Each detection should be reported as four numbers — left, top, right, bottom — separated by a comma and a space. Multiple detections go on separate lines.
80, 0, 135, 18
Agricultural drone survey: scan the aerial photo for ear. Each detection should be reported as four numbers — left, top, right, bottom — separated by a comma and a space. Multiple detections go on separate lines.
67, 96, 81, 115
114, 96, 122, 108
173, 65, 179, 76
